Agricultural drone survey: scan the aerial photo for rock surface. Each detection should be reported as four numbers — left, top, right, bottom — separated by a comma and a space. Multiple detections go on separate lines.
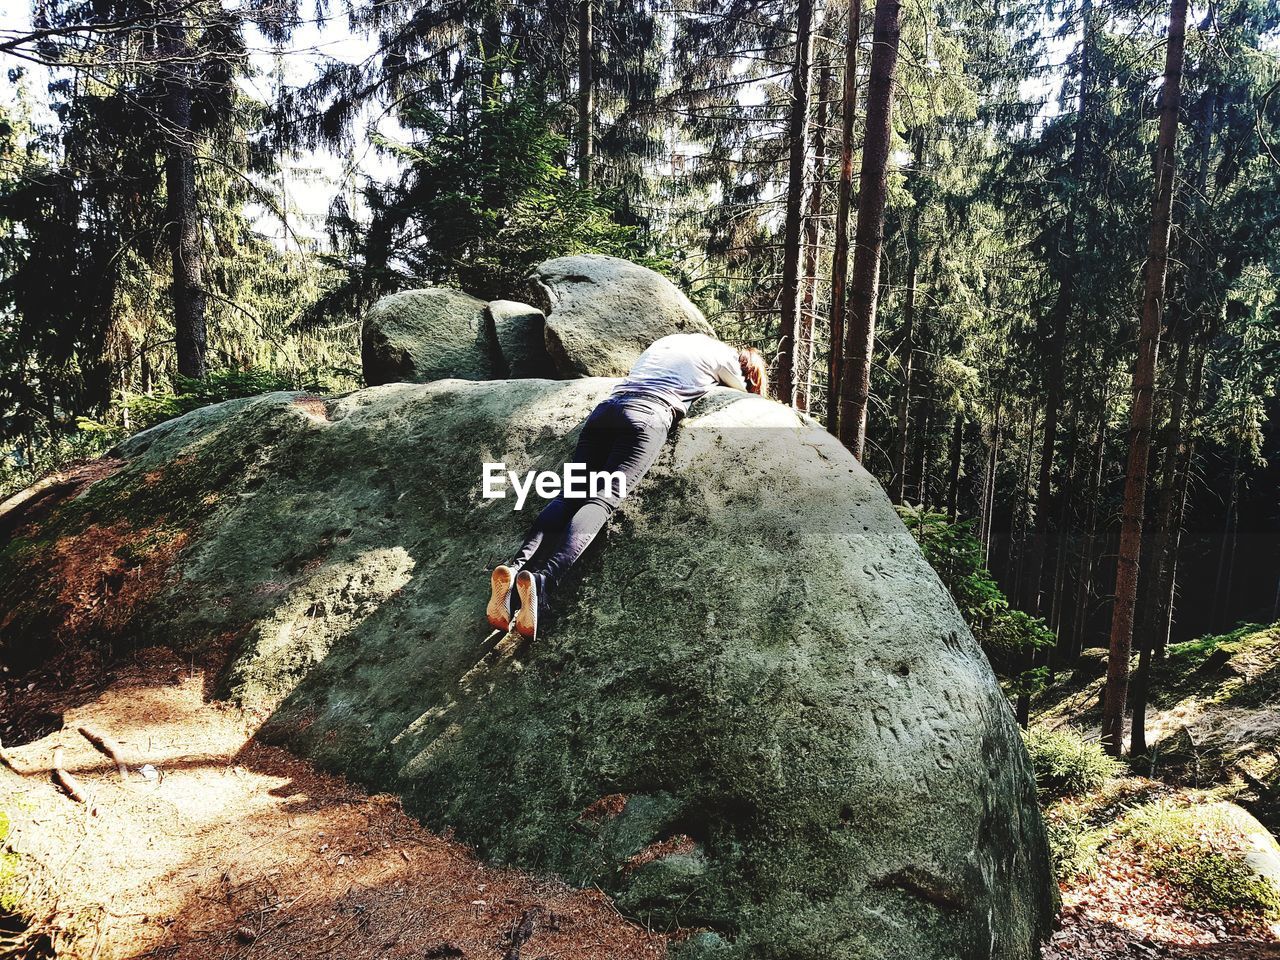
361, 288, 496, 385
0, 381, 1056, 960
533, 255, 715, 377
488, 299, 557, 379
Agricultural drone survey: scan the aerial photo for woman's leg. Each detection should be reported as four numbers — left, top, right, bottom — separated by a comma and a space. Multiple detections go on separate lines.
534, 404, 672, 589
508, 402, 617, 570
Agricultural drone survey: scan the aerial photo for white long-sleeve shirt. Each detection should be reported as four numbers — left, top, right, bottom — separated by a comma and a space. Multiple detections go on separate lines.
610, 333, 746, 415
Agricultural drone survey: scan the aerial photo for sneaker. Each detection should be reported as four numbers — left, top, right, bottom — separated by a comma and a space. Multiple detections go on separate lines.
513, 570, 542, 641
487, 565, 517, 631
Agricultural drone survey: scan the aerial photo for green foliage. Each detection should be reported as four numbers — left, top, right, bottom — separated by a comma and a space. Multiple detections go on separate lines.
1022, 726, 1125, 801
0, 428, 118, 501
0, 367, 340, 499
1162, 850, 1280, 918
897, 505, 1055, 691
1044, 804, 1105, 882
314, 75, 644, 313
122, 369, 310, 432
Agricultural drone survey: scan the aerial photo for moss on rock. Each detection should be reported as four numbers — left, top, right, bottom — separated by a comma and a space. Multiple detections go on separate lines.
362, 288, 497, 385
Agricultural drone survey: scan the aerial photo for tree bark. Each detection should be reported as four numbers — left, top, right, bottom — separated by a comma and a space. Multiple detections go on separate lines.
915, 378, 932, 509
798, 63, 832, 414
1071, 393, 1108, 659
1049, 413, 1080, 635
1157, 341, 1206, 654
1130, 328, 1190, 754
1212, 433, 1242, 630
160, 11, 207, 381
777, 0, 816, 407
1101, 0, 1188, 756
837, 0, 901, 457
946, 413, 963, 522
827, 0, 861, 435
577, 0, 593, 187
980, 392, 1003, 565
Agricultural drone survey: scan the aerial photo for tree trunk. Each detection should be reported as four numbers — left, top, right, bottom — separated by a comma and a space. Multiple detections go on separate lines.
946, 413, 963, 522
827, 0, 862, 435
980, 393, 1003, 564
1130, 329, 1189, 754
798, 62, 832, 414
1072, 397, 1108, 659
1049, 414, 1080, 635
577, 0, 593, 187
916, 379, 932, 509
892, 129, 926, 503
837, 0, 901, 457
1213, 436, 1242, 630
777, 0, 816, 407
160, 12, 207, 381
1154, 87, 1216, 654
1101, 0, 1188, 756
1014, 401, 1041, 728
1008, 405, 1038, 594
1158, 341, 1206, 654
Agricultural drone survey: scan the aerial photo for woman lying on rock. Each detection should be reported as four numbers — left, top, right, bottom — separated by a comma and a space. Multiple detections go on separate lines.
487, 333, 768, 641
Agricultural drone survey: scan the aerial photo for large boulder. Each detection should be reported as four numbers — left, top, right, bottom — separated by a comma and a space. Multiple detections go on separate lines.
533, 255, 716, 377
0, 381, 1055, 960
488, 299, 558, 379
361, 287, 496, 385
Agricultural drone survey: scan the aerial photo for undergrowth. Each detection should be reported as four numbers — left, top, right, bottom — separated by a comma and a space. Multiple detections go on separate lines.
1, 366, 350, 501
1023, 726, 1125, 802
1116, 799, 1280, 921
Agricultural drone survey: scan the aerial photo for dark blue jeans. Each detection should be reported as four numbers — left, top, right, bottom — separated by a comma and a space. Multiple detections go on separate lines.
511, 394, 675, 589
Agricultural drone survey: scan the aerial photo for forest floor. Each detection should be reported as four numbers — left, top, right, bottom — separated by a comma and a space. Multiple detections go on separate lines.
1043, 818, 1280, 959
1037, 622, 1280, 960
0, 645, 668, 960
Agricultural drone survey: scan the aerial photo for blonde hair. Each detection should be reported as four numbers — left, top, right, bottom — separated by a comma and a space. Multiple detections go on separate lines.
738, 347, 768, 396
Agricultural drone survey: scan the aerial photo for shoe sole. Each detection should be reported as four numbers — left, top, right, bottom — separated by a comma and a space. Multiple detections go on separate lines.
513, 572, 538, 641
487, 566, 516, 632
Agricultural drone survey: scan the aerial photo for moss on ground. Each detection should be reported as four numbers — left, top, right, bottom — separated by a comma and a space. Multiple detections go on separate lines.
1114, 797, 1280, 921
1033, 622, 1280, 830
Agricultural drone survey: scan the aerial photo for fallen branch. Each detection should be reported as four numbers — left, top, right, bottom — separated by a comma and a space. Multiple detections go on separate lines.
503, 907, 540, 960
78, 724, 130, 780
52, 746, 89, 803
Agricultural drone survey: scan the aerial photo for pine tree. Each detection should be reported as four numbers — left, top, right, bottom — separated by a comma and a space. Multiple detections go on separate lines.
1102, 0, 1189, 756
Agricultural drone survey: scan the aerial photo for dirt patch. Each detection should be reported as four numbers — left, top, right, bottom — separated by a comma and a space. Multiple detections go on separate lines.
2, 515, 192, 746
579, 794, 628, 823
623, 837, 699, 875
47, 522, 188, 645
291, 395, 332, 421
0, 646, 668, 960
0, 458, 124, 542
